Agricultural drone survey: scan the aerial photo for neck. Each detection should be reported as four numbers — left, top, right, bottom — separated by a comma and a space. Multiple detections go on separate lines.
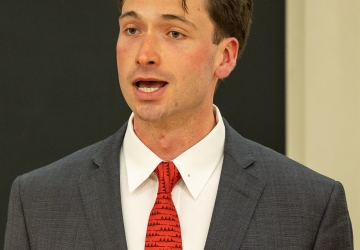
133, 106, 217, 161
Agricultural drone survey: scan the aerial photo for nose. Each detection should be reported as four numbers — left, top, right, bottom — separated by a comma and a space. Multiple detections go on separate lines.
136, 33, 160, 66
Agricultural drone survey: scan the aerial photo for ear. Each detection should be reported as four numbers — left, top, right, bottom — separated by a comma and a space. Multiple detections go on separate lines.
214, 38, 239, 79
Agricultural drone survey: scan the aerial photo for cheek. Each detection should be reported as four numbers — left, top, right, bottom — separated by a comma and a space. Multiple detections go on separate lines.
177, 45, 216, 81
116, 41, 135, 85
186, 45, 213, 67
116, 43, 132, 95
116, 43, 131, 68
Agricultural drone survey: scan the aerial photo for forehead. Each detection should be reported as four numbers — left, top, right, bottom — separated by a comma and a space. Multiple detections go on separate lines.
121, 0, 209, 21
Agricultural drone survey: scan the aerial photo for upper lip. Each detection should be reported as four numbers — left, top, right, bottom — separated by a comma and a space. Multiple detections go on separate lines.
132, 77, 167, 85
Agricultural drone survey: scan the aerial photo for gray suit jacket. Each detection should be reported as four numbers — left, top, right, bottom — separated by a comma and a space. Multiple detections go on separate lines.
4, 120, 353, 249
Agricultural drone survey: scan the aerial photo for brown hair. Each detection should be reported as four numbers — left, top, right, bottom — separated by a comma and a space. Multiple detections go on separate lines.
117, 0, 253, 56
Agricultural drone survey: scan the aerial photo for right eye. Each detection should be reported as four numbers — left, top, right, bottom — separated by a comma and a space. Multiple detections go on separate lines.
126, 28, 138, 35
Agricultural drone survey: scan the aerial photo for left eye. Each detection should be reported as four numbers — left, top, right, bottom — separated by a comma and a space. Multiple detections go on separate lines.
126, 28, 138, 35
169, 31, 182, 38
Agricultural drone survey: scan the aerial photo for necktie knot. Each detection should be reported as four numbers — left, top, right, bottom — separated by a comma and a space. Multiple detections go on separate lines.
154, 161, 181, 194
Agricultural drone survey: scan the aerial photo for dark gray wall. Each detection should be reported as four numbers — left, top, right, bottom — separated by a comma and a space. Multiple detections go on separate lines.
0, 0, 284, 246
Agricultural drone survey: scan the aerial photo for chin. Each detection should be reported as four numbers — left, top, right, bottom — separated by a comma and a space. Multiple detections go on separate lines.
133, 107, 167, 123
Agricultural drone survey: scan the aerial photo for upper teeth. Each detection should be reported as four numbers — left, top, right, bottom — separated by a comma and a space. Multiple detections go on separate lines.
138, 87, 159, 93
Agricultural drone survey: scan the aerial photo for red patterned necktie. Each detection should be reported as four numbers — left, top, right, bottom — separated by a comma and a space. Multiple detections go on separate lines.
145, 161, 182, 249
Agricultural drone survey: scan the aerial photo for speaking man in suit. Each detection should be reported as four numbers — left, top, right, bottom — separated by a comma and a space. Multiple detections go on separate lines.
4, 0, 353, 249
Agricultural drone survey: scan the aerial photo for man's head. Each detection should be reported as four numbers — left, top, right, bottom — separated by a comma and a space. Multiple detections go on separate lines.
116, 0, 252, 129
117, 0, 253, 56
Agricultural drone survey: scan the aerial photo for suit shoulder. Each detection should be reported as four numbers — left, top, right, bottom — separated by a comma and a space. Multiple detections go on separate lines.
23, 139, 101, 178
223, 120, 335, 191
16, 128, 124, 190
246, 138, 335, 186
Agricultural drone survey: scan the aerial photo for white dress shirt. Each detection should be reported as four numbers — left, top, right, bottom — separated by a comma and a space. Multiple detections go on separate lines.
120, 106, 225, 250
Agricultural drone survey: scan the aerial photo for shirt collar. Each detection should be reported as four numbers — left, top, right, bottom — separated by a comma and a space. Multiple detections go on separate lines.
123, 105, 225, 199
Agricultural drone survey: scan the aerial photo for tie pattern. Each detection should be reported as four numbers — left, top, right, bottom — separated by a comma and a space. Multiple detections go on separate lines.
145, 161, 182, 249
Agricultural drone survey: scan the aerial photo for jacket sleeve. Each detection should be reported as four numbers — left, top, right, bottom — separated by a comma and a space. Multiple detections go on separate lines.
313, 181, 353, 250
4, 176, 31, 250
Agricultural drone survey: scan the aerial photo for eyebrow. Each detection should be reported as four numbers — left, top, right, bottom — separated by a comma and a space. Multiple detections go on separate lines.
161, 14, 197, 29
120, 11, 197, 30
120, 11, 139, 20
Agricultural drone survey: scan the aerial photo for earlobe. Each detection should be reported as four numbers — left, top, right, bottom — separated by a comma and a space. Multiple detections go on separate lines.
214, 38, 239, 79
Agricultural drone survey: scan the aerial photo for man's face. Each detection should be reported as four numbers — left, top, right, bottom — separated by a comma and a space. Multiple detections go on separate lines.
116, 0, 221, 124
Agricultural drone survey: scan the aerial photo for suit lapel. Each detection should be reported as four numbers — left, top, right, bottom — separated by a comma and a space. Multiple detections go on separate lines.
78, 124, 128, 250
205, 120, 266, 249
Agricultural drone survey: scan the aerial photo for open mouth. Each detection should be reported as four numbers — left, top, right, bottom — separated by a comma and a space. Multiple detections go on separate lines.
135, 81, 168, 93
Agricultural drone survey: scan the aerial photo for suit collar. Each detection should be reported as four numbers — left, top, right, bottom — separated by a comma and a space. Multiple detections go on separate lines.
205, 119, 266, 249
79, 123, 128, 250
222, 119, 256, 169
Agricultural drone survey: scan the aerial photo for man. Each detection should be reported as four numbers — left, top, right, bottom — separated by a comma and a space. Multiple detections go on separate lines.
4, 0, 353, 249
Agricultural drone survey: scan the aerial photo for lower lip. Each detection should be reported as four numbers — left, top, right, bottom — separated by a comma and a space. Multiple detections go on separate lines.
133, 83, 168, 101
